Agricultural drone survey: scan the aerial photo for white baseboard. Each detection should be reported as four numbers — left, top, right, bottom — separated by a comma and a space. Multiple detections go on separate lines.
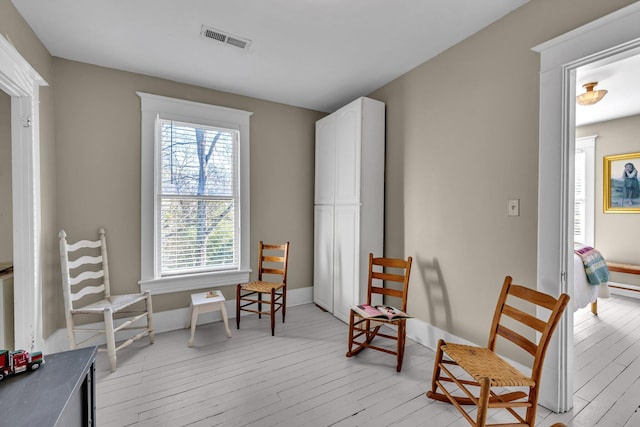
44, 286, 314, 354
406, 318, 475, 351
44, 286, 529, 375
607, 281, 640, 299
385, 316, 530, 375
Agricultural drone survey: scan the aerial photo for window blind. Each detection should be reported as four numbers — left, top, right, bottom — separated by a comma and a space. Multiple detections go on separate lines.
158, 119, 239, 274
574, 149, 586, 244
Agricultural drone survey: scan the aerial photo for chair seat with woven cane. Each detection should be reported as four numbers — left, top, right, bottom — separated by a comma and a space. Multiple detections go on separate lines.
241, 281, 285, 294
346, 253, 412, 372
426, 276, 570, 427
236, 241, 290, 336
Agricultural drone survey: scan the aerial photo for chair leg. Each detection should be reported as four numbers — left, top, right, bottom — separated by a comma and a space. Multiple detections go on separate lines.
525, 387, 540, 425
258, 293, 262, 319
65, 313, 78, 350
347, 316, 381, 358
282, 286, 286, 323
104, 307, 117, 372
476, 377, 491, 427
346, 310, 357, 357
396, 320, 406, 372
144, 291, 155, 344
236, 284, 241, 329
427, 339, 446, 399
270, 288, 276, 336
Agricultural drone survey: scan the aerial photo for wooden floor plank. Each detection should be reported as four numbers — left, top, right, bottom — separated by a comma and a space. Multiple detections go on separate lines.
93, 295, 640, 426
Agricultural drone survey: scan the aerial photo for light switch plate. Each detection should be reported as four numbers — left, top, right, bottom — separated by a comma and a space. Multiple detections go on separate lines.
508, 199, 520, 216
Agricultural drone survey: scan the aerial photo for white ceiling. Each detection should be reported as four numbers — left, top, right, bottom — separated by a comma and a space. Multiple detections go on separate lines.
576, 51, 640, 127
11, 0, 639, 121
11, 0, 529, 113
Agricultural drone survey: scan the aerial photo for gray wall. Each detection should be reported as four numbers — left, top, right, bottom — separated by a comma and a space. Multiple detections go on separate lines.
1, 0, 322, 336
1, 0, 639, 344
370, 0, 639, 345
578, 114, 640, 287
0, 0, 57, 337
52, 58, 322, 324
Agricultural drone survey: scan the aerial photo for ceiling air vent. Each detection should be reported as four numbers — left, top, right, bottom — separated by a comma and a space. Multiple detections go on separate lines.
200, 25, 252, 51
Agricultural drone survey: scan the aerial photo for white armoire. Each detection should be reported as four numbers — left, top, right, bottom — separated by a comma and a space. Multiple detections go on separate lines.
313, 97, 385, 323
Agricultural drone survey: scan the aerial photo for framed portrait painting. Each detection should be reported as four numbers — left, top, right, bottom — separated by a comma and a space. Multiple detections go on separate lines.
603, 152, 640, 213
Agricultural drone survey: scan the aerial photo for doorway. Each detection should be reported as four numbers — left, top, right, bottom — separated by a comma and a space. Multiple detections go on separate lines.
0, 34, 47, 351
0, 90, 12, 349
534, 2, 640, 413
574, 51, 640, 293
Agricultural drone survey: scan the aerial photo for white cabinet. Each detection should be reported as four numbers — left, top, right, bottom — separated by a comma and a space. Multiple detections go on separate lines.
314, 119, 336, 205
313, 205, 334, 311
313, 97, 384, 323
332, 205, 360, 322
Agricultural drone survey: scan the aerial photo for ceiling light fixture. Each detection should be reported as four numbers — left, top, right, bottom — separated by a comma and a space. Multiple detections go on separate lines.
576, 82, 608, 106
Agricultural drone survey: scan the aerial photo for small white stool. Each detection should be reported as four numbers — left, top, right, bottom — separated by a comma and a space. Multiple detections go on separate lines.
187, 290, 232, 347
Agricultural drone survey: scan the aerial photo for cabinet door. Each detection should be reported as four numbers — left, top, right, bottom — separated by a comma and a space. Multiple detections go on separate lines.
313, 205, 334, 311
334, 103, 362, 205
314, 117, 336, 205
332, 205, 360, 323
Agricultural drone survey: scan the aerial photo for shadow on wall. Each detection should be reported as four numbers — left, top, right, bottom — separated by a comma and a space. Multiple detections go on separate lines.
416, 256, 451, 331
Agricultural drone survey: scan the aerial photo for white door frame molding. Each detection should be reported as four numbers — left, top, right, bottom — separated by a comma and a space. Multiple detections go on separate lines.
533, 3, 640, 412
0, 35, 47, 351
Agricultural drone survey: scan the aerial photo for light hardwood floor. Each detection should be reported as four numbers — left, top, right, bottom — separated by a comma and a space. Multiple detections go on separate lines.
95, 294, 640, 426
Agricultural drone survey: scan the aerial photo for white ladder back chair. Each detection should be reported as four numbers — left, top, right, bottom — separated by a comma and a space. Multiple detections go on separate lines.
59, 227, 154, 372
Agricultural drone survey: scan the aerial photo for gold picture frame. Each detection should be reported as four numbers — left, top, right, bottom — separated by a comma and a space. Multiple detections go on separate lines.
603, 152, 640, 213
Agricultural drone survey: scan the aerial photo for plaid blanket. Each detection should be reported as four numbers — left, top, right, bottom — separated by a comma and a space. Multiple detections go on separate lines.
574, 243, 610, 286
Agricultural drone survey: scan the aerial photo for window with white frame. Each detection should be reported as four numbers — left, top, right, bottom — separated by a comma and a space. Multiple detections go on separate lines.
574, 135, 596, 247
138, 93, 252, 294
159, 120, 238, 274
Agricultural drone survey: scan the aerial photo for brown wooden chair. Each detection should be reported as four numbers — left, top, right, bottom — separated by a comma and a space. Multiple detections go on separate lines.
426, 276, 570, 427
346, 253, 413, 372
236, 241, 290, 336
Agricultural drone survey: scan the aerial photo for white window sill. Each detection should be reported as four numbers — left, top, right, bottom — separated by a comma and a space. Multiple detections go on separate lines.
139, 269, 251, 295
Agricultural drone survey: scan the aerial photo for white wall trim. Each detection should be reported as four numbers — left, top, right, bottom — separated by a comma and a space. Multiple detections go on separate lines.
0, 34, 48, 352
140, 270, 251, 295
405, 319, 529, 376
43, 285, 532, 375
44, 286, 314, 353
532, 2, 640, 413
608, 282, 640, 299
137, 92, 253, 295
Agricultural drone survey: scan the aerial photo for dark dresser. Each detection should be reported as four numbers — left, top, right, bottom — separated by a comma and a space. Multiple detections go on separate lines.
0, 346, 97, 426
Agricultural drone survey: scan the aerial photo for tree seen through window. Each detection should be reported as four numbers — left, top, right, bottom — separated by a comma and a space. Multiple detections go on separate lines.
159, 120, 238, 274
